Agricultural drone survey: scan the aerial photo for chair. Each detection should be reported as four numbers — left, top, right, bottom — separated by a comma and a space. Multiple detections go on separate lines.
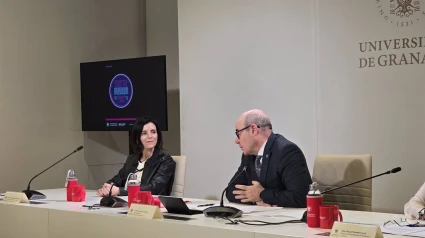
170, 156, 186, 197
312, 154, 372, 211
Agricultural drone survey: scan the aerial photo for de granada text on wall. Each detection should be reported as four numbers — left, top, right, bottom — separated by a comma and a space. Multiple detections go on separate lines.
359, 36, 425, 68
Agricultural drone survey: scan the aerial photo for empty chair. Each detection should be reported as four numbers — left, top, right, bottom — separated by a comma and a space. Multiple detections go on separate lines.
312, 154, 372, 211
170, 156, 187, 197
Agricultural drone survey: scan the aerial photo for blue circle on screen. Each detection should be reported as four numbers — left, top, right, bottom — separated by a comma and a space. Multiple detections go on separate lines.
109, 74, 133, 108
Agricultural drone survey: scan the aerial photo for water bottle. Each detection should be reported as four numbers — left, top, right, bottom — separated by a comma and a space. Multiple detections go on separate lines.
65, 169, 78, 202
125, 173, 139, 207
306, 182, 323, 227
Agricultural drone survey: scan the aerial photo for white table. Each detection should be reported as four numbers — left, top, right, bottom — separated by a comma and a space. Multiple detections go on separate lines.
0, 189, 410, 238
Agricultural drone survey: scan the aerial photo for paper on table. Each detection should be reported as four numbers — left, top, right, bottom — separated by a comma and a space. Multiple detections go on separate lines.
230, 205, 283, 214
247, 208, 306, 218
186, 203, 282, 213
380, 223, 425, 237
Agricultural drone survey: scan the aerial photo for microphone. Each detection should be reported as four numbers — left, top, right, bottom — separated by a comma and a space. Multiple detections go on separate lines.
109, 184, 114, 196
321, 167, 401, 194
22, 146, 84, 200
203, 166, 247, 218
301, 167, 402, 222
99, 184, 128, 208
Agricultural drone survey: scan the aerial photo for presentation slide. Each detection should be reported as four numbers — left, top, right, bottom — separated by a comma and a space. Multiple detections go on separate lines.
80, 56, 168, 131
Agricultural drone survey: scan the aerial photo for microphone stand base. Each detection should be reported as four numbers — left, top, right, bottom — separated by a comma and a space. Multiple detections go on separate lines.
100, 196, 128, 208
22, 190, 46, 200
203, 206, 243, 218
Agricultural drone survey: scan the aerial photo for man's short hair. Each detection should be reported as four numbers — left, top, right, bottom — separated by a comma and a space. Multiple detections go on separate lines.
244, 112, 272, 130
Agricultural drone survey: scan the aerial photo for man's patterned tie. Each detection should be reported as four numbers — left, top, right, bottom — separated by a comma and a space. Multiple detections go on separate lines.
255, 155, 262, 178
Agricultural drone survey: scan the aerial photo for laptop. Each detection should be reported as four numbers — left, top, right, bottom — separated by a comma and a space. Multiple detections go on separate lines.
158, 196, 204, 215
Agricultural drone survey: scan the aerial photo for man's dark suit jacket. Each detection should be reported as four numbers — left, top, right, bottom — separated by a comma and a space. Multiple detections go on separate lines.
226, 133, 312, 208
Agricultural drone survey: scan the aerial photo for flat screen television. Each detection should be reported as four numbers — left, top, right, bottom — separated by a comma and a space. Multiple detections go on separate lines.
80, 55, 168, 131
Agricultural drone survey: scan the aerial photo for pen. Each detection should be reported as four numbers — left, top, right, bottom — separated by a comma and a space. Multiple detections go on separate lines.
407, 224, 425, 227
197, 203, 214, 207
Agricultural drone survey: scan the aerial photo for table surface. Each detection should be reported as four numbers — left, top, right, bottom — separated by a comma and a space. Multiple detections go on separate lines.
0, 189, 417, 238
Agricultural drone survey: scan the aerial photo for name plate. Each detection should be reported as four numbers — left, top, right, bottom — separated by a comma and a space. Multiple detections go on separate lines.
127, 204, 163, 220
1, 192, 29, 204
330, 222, 383, 238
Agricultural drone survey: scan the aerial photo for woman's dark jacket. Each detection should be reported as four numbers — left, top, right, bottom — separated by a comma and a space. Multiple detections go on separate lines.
106, 149, 176, 196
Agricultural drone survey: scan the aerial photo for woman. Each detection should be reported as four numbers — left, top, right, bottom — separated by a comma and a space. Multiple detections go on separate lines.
404, 182, 425, 219
97, 117, 176, 197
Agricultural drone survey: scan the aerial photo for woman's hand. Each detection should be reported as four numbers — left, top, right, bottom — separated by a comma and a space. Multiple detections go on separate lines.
109, 186, 120, 196
97, 183, 117, 196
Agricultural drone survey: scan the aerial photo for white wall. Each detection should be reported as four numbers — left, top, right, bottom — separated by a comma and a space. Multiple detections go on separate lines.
146, 0, 181, 157
178, 0, 425, 213
317, 0, 425, 213
178, 0, 317, 200
0, 0, 145, 192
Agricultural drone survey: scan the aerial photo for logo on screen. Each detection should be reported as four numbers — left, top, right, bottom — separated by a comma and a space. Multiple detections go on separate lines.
109, 74, 133, 108
376, 0, 425, 27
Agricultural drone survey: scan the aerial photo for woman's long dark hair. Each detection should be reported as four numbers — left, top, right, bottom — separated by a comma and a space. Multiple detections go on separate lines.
131, 116, 164, 153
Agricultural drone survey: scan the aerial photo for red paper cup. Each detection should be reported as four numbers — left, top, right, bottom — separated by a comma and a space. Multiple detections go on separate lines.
152, 197, 162, 207
72, 185, 86, 202
79, 185, 86, 202
135, 191, 153, 205
320, 205, 343, 229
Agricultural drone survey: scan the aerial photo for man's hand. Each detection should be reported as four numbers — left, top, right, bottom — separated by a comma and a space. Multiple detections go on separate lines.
233, 181, 264, 203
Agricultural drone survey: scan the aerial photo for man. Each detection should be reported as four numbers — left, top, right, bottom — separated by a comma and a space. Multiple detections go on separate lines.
226, 109, 312, 208
404, 182, 425, 220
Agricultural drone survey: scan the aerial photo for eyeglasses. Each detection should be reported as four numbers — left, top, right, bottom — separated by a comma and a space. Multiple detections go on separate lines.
235, 125, 250, 139
235, 123, 273, 139
383, 218, 419, 227
235, 125, 264, 139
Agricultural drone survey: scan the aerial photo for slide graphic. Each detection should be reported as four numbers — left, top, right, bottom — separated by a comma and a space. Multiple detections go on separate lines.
109, 74, 133, 108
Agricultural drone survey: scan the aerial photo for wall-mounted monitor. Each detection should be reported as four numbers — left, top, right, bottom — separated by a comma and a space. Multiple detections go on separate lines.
80, 55, 168, 131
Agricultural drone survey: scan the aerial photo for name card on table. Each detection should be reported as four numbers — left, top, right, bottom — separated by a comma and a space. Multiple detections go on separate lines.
330, 222, 383, 238
1, 192, 29, 204
127, 204, 163, 220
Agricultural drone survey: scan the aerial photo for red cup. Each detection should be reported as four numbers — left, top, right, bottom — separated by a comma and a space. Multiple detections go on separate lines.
307, 195, 323, 227
134, 191, 153, 205
152, 197, 161, 208
71, 185, 86, 202
320, 205, 343, 229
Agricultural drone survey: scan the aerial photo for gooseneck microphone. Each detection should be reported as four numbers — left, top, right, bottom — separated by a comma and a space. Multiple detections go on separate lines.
301, 167, 402, 222
322, 167, 401, 194
22, 146, 84, 200
203, 166, 247, 218
99, 184, 127, 208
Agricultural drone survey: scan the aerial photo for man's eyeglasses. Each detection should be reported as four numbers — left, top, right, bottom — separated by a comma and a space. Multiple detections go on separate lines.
235, 125, 250, 139
235, 125, 263, 139
383, 218, 420, 227
235, 123, 273, 139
